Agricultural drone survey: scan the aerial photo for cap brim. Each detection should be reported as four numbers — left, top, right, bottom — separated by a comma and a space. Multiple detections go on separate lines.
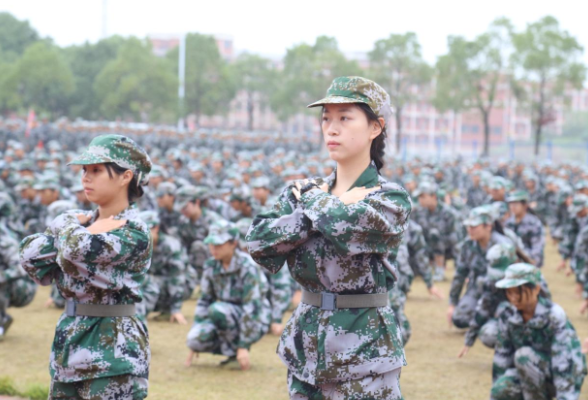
463, 218, 482, 227
67, 152, 113, 166
495, 278, 528, 289
307, 96, 368, 108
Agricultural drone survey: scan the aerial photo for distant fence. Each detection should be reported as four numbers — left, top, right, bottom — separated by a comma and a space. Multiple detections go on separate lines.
394, 137, 588, 164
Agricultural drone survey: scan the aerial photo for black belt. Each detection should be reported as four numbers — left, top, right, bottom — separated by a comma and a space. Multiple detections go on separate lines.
66, 301, 136, 317
301, 290, 389, 310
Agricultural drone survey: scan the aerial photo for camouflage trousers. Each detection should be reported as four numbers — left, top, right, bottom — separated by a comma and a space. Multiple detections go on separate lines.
479, 318, 498, 349
50, 374, 148, 400
266, 267, 294, 324
389, 288, 411, 346
51, 283, 66, 308
185, 241, 210, 298
0, 277, 37, 314
288, 367, 403, 400
186, 301, 258, 357
452, 291, 477, 329
136, 274, 161, 321
490, 347, 556, 400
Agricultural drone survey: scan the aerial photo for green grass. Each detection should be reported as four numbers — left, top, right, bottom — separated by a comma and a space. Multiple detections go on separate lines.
0, 239, 587, 399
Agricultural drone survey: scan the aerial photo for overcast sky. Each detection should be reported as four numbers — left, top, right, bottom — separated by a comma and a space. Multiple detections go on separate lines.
2, 0, 587, 65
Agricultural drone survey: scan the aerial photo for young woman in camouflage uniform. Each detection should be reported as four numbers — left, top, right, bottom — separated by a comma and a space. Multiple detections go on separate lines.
20, 135, 153, 400
247, 77, 411, 399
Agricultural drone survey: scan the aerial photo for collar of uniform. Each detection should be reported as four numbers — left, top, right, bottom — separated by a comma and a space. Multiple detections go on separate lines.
507, 296, 551, 327
88, 204, 139, 225
212, 250, 242, 275
324, 161, 379, 193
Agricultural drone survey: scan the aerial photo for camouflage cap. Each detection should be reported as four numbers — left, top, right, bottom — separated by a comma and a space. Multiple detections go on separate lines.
174, 185, 210, 212
138, 210, 160, 229
0, 192, 15, 217
488, 176, 508, 190
150, 165, 168, 179
14, 176, 36, 192
204, 220, 240, 245
506, 190, 529, 203
463, 205, 494, 227
574, 180, 588, 191
495, 263, 541, 289
156, 181, 177, 198
251, 176, 270, 189
485, 243, 517, 281
68, 135, 152, 186
33, 176, 60, 191
70, 183, 84, 193
412, 181, 438, 198
490, 201, 509, 221
568, 193, 588, 215
307, 76, 393, 121
46, 200, 78, 221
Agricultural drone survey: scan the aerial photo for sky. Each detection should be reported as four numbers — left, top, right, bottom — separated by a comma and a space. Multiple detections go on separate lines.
1, 0, 587, 65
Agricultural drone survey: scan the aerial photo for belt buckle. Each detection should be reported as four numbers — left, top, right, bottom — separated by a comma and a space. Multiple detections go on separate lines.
320, 293, 336, 311
66, 301, 77, 317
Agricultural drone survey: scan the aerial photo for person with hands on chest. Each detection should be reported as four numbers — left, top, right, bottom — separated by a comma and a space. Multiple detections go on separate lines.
19, 134, 154, 400
247, 76, 411, 400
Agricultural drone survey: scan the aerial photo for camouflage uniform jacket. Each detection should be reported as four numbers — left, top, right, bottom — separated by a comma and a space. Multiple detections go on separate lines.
449, 231, 512, 306
150, 232, 188, 314
177, 208, 223, 246
0, 226, 27, 284
466, 184, 488, 208
492, 297, 587, 399
571, 225, 588, 298
158, 207, 182, 237
558, 216, 588, 261
411, 202, 458, 257
404, 219, 432, 288
195, 250, 271, 349
505, 213, 545, 268
246, 162, 412, 384
19, 206, 152, 382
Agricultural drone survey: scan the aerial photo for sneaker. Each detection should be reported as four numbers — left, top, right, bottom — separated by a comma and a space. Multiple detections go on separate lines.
219, 356, 237, 367
0, 314, 13, 340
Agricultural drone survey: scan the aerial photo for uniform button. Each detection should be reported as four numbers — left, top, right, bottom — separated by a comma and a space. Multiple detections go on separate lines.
306, 317, 312, 324
303, 371, 309, 379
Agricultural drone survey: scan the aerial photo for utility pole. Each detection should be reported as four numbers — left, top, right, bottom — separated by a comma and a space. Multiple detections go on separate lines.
102, 0, 108, 38
178, 34, 186, 133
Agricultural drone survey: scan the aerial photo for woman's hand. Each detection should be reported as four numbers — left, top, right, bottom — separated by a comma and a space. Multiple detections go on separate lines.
457, 346, 470, 358
76, 214, 92, 225
87, 216, 126, 234
428, 285, 445, 300
170, 312, 187, 325
237, 348, 250, 371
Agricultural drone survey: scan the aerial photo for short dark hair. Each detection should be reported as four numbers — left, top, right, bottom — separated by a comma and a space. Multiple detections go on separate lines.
104, 162, 144, 202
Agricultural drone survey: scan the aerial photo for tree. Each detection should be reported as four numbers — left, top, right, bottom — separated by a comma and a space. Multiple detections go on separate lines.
232, 53, 277, 131
368, 33, 432, 153
434, 19, 513, 157
95, 37, 177, 121
62, 36, 127, 119
0, 12, 41, 61
167, 33, 236, 125
510, 16, 586, 155
13, 41, 75, 116
271, 36, 360, 122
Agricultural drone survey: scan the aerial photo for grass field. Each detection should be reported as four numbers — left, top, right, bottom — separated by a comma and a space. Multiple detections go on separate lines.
1, 240, 587, 399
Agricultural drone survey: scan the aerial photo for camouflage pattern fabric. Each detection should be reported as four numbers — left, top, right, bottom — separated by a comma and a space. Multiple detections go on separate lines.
19, 205, 152, 383
186, 249, 270, 356
491, 297, 586, 400
411, 201, 459, 259
50, 374, 148, 400
246, 161, 411, 385
405, 219, 432, 289
505, 213, 545, 268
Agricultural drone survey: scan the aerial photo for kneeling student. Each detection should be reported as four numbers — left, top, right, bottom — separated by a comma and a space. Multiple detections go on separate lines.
186, 220, 270, 370
491, 263, 586, 400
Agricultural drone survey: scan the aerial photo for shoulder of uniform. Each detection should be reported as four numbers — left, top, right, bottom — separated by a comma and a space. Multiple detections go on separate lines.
549, 302, 568, 326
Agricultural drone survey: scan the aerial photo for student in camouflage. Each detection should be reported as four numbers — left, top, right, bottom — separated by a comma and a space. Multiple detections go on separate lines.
448, 206, 514, 329
0, 193, 37, 339
412, 180, 459, 282
247, 76, 411, 399
491, 264, 586, 400
138, 210, 188, 324
19, 134, 153, 399
185, 220, 270, 370
155, 181, 181, 237
505, 191, 545, 268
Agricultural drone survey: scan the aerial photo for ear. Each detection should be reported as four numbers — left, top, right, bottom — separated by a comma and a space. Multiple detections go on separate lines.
369, 118, 385, 140
121, 170, 134, 186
